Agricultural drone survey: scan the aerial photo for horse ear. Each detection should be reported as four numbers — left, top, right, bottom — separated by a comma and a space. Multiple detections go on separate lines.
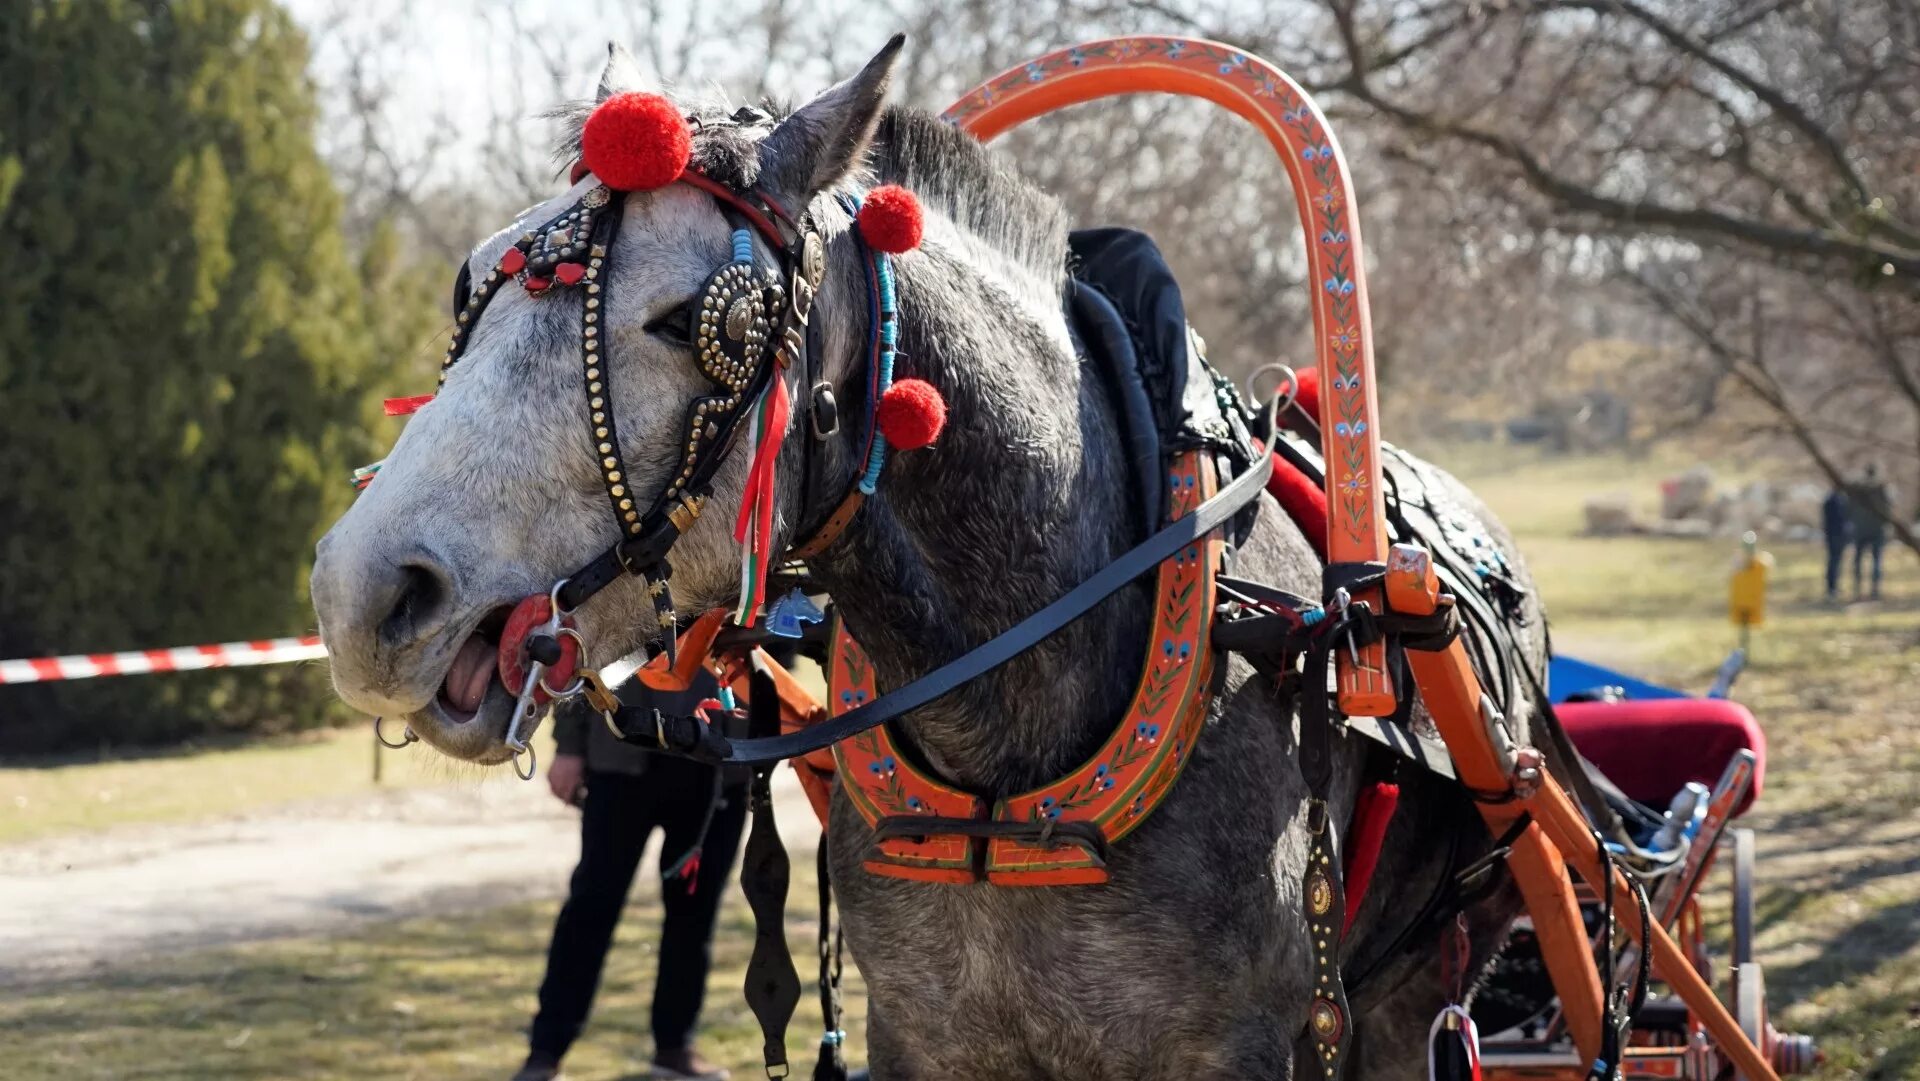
759, 34, 904, 202
597, 42, 646, 102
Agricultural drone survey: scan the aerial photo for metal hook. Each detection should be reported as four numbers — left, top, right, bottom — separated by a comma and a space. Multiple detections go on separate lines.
546, 576, 575, 620
1245, 362, 1300, 436
373, 716, 418, 749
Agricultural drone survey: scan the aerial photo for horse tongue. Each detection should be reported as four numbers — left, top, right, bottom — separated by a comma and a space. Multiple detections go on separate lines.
444, 635, 495, 715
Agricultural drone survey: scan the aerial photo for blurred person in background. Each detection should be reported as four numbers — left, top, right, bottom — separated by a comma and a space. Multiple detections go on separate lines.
1848, 463, 1894, 602
1821, 483, 1852, 602
512, 665, 749, 1081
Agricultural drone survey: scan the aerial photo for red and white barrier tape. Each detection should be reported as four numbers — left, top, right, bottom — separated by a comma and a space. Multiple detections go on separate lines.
0, 636, 327, 684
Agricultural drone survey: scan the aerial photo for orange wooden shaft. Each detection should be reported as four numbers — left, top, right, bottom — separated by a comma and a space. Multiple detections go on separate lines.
1407, 645, 1604, 1061
1525, 774, 1783, 1081
943, 39, 1393, 720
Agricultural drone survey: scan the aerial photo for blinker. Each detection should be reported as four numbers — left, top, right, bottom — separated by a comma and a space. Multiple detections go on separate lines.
810, 382, 840, 439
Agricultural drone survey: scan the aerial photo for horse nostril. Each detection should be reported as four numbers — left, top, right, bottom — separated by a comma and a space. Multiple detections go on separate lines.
379, 562, 451, 645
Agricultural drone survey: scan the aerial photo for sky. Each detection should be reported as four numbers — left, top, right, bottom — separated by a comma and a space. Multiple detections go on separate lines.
281, 0, 906, 195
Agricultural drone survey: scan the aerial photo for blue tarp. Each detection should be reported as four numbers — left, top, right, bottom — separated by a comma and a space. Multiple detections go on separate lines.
1547, 655, 1687, 703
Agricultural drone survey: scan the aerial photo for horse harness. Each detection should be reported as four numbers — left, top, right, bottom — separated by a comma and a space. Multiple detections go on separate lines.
401, 98, 1519, 1081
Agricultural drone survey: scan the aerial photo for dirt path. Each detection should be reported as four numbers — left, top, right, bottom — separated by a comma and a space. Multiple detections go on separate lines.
0, 769, 819, 986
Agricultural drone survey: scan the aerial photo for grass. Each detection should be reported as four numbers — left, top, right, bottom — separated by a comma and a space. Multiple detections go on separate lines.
0, 869, 865, 1080
2, 447, 1916, 1078
0, 726, 480, 845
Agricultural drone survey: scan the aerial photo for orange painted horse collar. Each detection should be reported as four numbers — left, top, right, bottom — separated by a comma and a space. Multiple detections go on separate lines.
829, 448, 1226, 885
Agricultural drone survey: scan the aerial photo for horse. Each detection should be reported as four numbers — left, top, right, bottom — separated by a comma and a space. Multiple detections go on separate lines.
309, 37, 1545, 1079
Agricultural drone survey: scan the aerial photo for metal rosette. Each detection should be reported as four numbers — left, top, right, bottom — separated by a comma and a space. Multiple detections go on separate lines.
658, 257, 772, 501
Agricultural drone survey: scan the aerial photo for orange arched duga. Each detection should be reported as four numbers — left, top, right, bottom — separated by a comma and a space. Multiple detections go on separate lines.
941, 37, 1396, 716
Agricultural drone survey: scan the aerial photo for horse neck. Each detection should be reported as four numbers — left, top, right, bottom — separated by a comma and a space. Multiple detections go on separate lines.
806, 234, 1153, 796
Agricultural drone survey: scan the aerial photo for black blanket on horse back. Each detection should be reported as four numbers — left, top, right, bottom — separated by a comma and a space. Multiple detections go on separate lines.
1064, 226, 1256, 540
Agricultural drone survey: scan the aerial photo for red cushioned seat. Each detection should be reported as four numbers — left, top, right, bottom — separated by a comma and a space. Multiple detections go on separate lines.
1556, 698, 1766, 818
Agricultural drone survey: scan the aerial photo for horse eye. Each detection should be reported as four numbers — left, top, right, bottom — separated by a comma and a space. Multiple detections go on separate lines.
644, 304, 695, 348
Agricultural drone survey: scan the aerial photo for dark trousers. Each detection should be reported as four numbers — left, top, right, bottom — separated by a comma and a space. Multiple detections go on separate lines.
530, 761, 748, 1059
1825, 533, 1847, 597
1854, 538, 1886, 598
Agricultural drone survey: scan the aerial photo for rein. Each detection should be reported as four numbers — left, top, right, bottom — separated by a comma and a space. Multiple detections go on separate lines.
611, 453, 1273, 766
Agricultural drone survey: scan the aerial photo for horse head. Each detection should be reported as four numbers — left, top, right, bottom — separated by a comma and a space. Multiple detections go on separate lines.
310, 40, 907, 764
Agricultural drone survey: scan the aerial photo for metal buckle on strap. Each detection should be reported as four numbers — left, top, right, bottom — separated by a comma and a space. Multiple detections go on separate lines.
666, 492, 705, 533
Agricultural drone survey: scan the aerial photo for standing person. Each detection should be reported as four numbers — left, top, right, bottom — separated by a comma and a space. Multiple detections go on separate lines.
513, 667, 747, 1081
1821, 483, 1852, 602
1849, 463, 1894, 602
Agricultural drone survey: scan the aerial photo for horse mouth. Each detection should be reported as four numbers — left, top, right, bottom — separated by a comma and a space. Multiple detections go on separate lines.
414, 605, 518, 763
438, 605, 510, 721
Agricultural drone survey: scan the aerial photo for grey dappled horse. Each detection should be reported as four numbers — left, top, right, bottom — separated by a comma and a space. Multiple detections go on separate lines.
309, 40, 1543, 1080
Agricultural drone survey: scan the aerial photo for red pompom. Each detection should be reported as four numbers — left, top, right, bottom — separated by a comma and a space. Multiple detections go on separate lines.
875, 378, 946, 450
857, 185, 924, 254
581, 92, 692, 192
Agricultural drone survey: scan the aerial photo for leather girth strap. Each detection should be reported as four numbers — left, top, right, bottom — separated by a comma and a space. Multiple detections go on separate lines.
1300, 639, 1356, 1079
739, 661, 800, 1078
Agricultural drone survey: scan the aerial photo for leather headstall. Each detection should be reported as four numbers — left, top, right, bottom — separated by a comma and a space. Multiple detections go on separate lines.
437, 172, 826, 649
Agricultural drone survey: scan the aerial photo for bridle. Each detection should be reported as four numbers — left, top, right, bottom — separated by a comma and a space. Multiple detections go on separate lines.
430, 102, 835, 773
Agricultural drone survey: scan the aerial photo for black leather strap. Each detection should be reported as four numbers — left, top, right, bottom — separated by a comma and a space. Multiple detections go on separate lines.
1300, 643, 1355, 1078
617, 453, 1273, 765
739, 663, 800, 1078
868, 815, 1110, 867
813, 843, 848, 1081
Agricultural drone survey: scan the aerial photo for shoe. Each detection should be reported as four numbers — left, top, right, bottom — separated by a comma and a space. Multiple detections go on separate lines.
652, 1046, 730, 1081
512, 1052, 564, 1081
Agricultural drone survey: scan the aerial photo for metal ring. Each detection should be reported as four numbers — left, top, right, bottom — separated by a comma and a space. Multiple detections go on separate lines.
511, 742, 538, 781
373, 716, 418, 749
537, 627, 592, 698
540, 673, 589, 699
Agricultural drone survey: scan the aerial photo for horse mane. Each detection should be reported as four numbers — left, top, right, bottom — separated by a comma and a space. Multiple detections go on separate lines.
549, 99, 1069, 288
868, 107, 1069, 289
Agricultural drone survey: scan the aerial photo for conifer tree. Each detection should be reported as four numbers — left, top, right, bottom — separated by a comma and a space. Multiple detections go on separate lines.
0, 0, 440, 751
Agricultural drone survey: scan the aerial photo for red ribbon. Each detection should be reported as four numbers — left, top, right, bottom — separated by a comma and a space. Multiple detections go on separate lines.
732, 377, 792, 623
384, 394, 435, 416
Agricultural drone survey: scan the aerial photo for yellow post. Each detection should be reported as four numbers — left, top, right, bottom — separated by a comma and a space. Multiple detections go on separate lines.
1728, 530, 1772, 651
